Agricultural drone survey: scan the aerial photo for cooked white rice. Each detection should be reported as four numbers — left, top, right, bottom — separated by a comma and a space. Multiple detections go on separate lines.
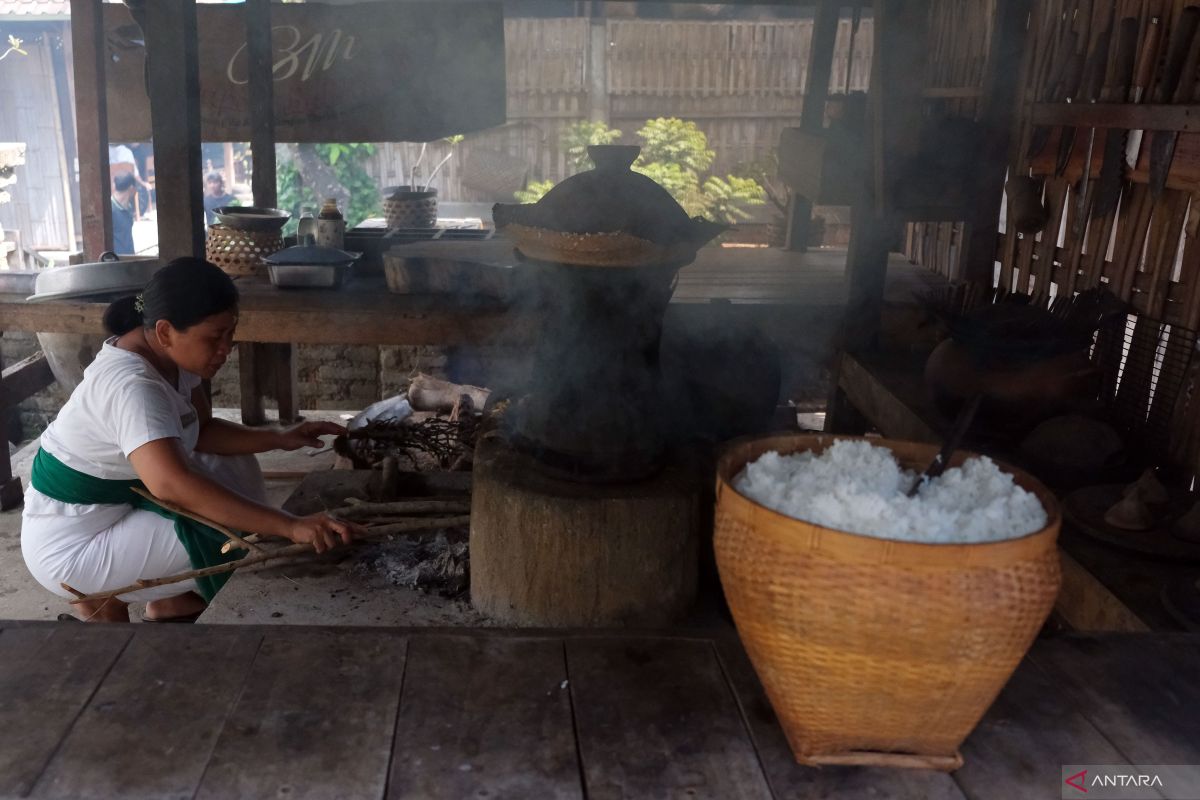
733, 440, 1048, 543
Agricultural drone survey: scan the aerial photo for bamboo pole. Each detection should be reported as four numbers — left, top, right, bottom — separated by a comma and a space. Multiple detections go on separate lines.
63, 515, 471, 605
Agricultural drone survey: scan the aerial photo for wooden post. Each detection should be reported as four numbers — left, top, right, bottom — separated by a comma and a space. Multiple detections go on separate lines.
586, 1, 609, 124
247, 0, 276, 208
239, 343, 267, 427
786, 0, 840, 252
68, 0, 111, 259
144, 0, 204, 262
960, 0, 1032, 288
842, 0, 928, 350
242, 0, 300, 425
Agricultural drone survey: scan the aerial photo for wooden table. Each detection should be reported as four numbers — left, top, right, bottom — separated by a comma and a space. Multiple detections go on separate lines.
0, 622, 1196, 799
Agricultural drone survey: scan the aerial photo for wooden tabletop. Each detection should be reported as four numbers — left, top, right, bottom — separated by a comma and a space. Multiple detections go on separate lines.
0, 622, 1197, 799
0, 249, 945, 347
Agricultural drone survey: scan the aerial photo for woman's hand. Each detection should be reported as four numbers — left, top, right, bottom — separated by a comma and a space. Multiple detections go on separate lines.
275, 421, 347, 451
287, 513, 363, 553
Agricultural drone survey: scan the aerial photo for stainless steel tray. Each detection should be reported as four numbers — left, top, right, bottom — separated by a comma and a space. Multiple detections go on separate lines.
267, 262, 352, 289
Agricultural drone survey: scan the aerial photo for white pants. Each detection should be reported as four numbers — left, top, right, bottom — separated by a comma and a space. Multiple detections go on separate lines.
21, 452, 267, 603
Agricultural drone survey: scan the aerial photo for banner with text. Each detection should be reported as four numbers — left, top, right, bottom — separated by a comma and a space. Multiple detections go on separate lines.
103, 1, 506, 143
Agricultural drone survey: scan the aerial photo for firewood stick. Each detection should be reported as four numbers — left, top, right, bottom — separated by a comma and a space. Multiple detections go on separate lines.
218, 499, 472, 553
66, 515, 471, 605
131, 487, 266, 555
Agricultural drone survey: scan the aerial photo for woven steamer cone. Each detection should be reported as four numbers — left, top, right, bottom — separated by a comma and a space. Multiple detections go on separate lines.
714, 433, 1061, 770
205, 225, 283, 278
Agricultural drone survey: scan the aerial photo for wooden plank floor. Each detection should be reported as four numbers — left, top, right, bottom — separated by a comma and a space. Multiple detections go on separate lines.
0, 623, 1195, 800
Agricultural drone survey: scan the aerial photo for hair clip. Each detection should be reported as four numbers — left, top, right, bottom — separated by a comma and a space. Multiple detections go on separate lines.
133, 294, 145, 314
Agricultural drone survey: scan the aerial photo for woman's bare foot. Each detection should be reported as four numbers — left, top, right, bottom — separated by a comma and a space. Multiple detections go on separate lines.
72, 596, 130, 623
144, 591, 207, 622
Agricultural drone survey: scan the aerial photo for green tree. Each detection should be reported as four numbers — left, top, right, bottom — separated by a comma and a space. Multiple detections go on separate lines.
636, 118, 714, 174
562, 121, 624, 171
276, 142, 381, 234
515, 118, 765, 225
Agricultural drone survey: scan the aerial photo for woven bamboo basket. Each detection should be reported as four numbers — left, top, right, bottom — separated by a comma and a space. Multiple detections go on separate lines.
384, 188, 438, 229
205, 225, 283, 278
714, 433, 1061, 771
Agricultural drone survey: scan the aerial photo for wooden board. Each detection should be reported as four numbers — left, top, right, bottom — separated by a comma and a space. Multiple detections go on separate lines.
567, 637, 772, 800
1032, 634, 1200, 769
713, 638, 966, 800
956, 653, 1136, 798
195, 629, 407, 800
31, 626, 261, 800
388, 635, 581, 799
0, 626, 132, 798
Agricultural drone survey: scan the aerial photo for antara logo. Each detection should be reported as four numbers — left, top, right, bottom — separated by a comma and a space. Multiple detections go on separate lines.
1091, 774, 1164, 788
1065, 770, 1088, 792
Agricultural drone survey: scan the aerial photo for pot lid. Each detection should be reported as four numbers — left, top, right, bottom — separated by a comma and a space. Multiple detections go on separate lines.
27, 252, 161, 303
263, 244, 359, 266
492, 145, 725, 249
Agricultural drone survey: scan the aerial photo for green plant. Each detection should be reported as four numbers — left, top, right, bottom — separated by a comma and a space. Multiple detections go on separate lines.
276, 142, 381, 234
562, 121, 623, 170
513, 179, 556, 205
636, 118, 714, 174
702, 175, 765, 223
513, 117, 766, 225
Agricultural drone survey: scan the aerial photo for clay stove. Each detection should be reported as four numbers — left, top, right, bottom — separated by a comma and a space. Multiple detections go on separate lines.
469, 146, 724, 627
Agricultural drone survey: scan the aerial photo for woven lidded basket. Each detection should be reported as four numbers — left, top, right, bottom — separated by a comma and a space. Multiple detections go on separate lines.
714, 433, 1061, 771
205, 225, 283, 278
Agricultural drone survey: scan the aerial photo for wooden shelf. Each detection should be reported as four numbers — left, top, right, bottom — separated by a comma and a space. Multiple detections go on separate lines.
1031, 102, 1200, 132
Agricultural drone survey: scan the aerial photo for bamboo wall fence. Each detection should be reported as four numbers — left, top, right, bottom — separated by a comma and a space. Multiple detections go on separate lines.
367, 16, 873, 208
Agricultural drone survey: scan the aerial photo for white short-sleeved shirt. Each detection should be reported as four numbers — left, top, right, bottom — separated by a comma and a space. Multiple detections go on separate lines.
24, 339, 201, 536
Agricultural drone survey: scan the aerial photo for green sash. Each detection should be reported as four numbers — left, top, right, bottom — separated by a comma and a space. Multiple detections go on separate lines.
29, 448, 244, 602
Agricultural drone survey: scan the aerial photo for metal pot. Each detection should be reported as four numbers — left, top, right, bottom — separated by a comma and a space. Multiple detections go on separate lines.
26, 252, 163, 391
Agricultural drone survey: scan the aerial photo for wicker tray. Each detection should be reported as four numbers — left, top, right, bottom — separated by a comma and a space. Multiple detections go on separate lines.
205, 225, 284, 277
503, 224, 696, 268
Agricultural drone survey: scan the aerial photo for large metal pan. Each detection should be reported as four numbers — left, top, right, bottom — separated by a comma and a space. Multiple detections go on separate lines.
25, 252, 162, 303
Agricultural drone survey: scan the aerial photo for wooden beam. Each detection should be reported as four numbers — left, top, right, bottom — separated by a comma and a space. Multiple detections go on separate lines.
244, 0, 295, 425
144, 0, 204, 262
0, 353, 54, 410
246, 0, 276, 208
960, 0, 1032, 287
801, 0, 840, 135
1031, 103, 1200, 132
238, 343, 267, 427
786, 0, 841, 252
68, 0, 111, 259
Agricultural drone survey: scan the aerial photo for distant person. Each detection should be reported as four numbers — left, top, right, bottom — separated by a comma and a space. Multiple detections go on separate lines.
111, 172, 137, 255
203, 172, 236, 224
109, 143, 152, 220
